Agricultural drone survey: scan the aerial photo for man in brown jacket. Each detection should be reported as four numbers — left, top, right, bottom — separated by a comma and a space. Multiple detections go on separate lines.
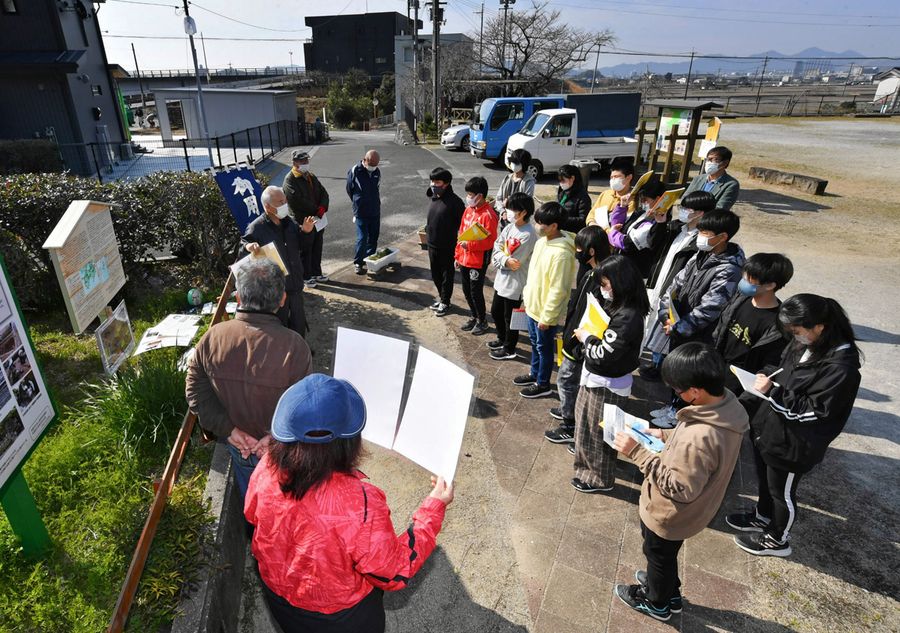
186, 258, 312, 498
612, 343, 748, 622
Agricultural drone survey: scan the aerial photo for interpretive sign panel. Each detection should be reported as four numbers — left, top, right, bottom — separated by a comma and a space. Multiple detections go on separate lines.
42, 200, 126, 334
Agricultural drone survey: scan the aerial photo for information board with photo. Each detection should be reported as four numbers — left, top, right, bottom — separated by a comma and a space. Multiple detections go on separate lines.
0, 258, 56, 492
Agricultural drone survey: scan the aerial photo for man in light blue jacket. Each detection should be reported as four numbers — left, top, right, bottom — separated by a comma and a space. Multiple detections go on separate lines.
346, 149, 382, 274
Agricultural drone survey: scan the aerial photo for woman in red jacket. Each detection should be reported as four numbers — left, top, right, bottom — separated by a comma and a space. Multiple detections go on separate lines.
455, 176, 499, 336
245, 374, 454, 633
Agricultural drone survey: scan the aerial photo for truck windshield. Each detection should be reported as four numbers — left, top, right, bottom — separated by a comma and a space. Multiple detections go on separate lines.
474, 100, 495, 126
520, 113, 550, 137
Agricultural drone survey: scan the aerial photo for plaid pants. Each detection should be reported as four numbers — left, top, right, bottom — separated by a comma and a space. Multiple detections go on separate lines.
573, 385, 623, 488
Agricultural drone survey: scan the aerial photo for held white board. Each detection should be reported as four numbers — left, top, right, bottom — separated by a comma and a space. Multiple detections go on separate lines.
332, 327, 410, 450
393, 347, 475, 482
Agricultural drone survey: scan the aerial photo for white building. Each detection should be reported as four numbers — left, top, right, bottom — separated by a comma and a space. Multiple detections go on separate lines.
873, 68, 900, 114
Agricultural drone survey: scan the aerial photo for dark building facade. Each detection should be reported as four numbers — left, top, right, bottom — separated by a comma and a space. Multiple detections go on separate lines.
0, 0, 127, 174
303, 12, 420, 77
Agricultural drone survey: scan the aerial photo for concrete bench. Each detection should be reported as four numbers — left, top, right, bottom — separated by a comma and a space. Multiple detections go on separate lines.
749, 166, 828, 195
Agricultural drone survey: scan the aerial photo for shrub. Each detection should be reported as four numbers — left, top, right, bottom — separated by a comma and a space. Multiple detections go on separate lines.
0, 140, 64, 175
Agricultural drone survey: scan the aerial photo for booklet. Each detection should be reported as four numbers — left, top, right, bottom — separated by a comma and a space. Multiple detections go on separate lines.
458, 222, 490, 242
602, 403, 664, 453
667, 290, 680, 324
653, 188, 686, 214
729, 365, 773, 401
578, 292, 611, 339
231, 242, 288, 276
631, 171, 655, 199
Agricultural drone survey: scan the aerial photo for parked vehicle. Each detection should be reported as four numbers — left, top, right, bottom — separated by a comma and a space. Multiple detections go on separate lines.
440, 124, 471, 151
505, 92, 645, 179
469, 97, 564, 162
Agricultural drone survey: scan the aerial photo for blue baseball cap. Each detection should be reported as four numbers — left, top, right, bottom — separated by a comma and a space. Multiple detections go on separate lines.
271, 374, 367, 443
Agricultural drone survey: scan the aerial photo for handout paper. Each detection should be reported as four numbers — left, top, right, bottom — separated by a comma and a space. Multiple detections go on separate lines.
393, 347, 475, 482
231, 242, 288, 276
509, 308, 528, 331
602, 403, 664, 453
315, 214, 328, 232
332, 327, 410, 450
133, 314, 201, 355
578, 292, 610, 339
729, 365, 773, 401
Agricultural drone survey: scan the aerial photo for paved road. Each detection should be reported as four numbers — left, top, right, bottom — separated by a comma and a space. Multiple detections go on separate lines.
265, 130, 551, 276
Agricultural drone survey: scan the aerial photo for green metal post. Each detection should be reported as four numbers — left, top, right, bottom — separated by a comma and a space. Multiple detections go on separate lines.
1, 469, 51, 558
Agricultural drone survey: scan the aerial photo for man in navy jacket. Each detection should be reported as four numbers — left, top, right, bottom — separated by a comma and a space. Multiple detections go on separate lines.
346, 150, 382, 274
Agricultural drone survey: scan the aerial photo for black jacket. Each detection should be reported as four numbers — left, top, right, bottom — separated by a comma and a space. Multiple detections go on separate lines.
750, 342, 861, 473
582, 304, 644, 378
713, 294, 788, 378
242, 215, 305, 293
646, 221, 692, 290
618, 210, 671, 279
425, 185, 465, 250
561, 268, 599, 362
557, 185, 592, 233
283, 170, 329, 218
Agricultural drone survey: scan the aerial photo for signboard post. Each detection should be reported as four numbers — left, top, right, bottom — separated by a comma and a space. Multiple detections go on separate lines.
41, 200, 127, 334
0, 255, 57, 557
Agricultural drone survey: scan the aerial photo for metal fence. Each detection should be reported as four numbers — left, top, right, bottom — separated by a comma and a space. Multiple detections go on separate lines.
55, 120, 330, 183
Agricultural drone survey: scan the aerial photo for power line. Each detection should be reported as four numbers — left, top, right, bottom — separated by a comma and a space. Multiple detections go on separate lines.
189, 1, 310, 32
107, 0, 178, 7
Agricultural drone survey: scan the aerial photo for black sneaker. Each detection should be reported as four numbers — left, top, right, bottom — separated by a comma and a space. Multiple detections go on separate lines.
635, 570, 683, 613
520, 383, 553, 398
354, 264, 366, 275
734, 532, 792, 557
460, 318, 477, 331
544, 424, 575, 444
571, 477, 614, 493
567, 444, 575, 455
725, 511, 771, 533
434, 303, 450, 317
471, 320, 489, 336
490, 348, 516, 361
549, 407, 564, 420
430, 300, 441, 310
487, 339, 505, 350
512, 374, 536, 386
614, 584, 671, 622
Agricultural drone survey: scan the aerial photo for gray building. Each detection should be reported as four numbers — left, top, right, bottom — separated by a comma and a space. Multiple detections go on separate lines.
0, 0, 127, 173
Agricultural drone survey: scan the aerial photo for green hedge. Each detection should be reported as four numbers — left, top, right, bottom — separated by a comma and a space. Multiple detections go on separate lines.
0, 140, 64, 176
0, 171, 249, 310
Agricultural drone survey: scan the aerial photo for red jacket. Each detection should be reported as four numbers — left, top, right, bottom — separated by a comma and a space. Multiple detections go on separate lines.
454, 201, 498, 268
244, 454, 446, 614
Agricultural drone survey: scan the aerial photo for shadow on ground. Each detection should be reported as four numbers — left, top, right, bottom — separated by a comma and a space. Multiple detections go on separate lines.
737, 187, 833, 214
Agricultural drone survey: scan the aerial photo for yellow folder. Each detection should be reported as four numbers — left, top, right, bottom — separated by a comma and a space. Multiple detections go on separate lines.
458, 222, 490, 242
578, 292, 611, 339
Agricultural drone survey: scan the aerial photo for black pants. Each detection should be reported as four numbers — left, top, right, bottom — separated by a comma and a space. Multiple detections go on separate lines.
753, 444, 803, 544
277, 290, 308, 337
641, 520, 683, 607
490, 293, 521, 352
302, 228, 325, 279
262, 582, 385, 633
459, 252, 490, 321
428, 246, 455, 304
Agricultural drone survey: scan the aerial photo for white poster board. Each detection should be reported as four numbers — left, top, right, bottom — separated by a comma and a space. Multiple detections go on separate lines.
0, 261, 56, 491
332, 327, 410, 449
393, 347, 475, 482
42, 201, 126, 334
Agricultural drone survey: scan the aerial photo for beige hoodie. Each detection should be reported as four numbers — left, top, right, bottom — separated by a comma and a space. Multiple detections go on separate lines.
626, 390, 749, 541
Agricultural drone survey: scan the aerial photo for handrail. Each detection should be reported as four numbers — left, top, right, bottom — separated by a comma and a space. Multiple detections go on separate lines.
107, 272, 236, 633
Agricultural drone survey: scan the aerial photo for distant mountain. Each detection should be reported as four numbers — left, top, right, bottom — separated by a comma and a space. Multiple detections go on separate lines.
590, 48, 895, 78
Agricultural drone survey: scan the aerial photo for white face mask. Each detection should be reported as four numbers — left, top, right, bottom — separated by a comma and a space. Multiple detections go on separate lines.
600, 287, 613, 301
296, 164, 309, 173
696, 233, 718, 251
794, 333, 814, 345
509, 162, 522, 173
559, 181, 572, 191
505, 209, 518, 223
610, 177, 626, 192
705, 161, 721, 176
640, 202, 651, 213
275, 203, 291, 219
365, 163, 377, 173
677, 207, 694, 223
465, 195, 478, 208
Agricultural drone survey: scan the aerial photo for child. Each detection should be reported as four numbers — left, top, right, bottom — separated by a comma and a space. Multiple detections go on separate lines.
640, 190, 717, 382
516, 202, 576, 398
653, 210, 745, 427
545, 226, 611, 443
586, 159, 637, 230
495, 148, 536, 219
556, 164, 592, 234
570, 255, 648, 492
425, 167, 465, 317
488, 193, 537, 360
713, 253, 794, 408
607, 178, 671, 279
613, 343, 749, 622
726, 294, 861, 558
455, 176, 499, 335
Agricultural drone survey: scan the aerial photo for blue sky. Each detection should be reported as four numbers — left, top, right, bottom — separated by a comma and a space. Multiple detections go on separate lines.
98, 0, 899, 71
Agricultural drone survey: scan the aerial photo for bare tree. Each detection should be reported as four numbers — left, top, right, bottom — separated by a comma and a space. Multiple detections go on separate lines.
477, 1, 615, 95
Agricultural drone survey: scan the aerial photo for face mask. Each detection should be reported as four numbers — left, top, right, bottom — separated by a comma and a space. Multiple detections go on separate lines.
296, 164, 309, 173
430, 185, 444, 197
505, 209, 518, 224
738, 278, 758, 296
600, 287, 613, 301
794, 333, 814, 346
640, 202, 651, 213
365, 163, 377, 173
610, 177, 626, 192
679, 389, 697, 406
509, 162, 522, 173
575, 249, 591, 265
465, 195, 478, 208
275, 204, 290, 219
534, 223, 547, 237
696, 234, 718, 252
677, 207, 694, 223
705, 161, 721, 175
559, 181, 572, 191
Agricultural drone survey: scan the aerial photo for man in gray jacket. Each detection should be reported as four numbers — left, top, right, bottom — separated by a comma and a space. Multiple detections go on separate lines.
683, 146, 740, 211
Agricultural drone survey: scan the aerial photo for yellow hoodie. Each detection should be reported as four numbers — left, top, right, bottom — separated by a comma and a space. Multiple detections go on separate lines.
522, 231, 576, 326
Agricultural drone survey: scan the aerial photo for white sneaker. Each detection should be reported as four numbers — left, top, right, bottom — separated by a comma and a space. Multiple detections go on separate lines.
304, 278, 317, 288
315, 275, 329, 282
650, 405, 674, 418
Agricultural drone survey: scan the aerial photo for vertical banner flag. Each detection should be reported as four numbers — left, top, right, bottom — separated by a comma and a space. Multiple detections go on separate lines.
214, 167, 264, 235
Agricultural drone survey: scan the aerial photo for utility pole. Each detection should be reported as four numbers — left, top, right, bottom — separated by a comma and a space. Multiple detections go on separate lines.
181, 0, 214, 166
200, 32, 210, 84
130, 43, 146, 111
431, 0, 444, 126
475, 2, 484, 75
684, 49, 695, 99
411, 0, 420, 135
755, 55, 769, 116
590, 43, 601, 94
499, 0, 515, 96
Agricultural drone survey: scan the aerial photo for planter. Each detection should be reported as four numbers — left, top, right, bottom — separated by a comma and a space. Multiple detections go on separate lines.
417, 229, 428, 250
363, 248, 400, 273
